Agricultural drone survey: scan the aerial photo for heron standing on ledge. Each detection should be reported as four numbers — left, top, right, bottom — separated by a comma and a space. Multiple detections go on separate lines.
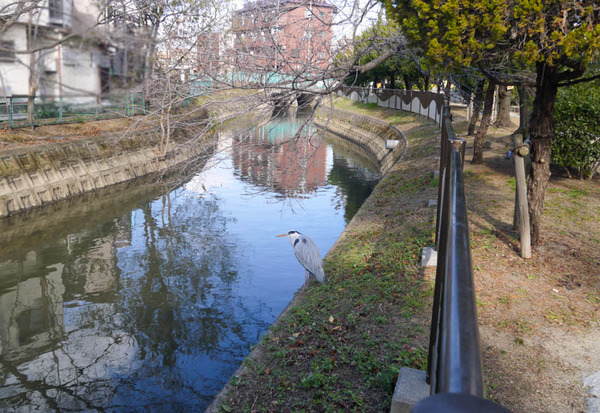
277, 230, 325, 286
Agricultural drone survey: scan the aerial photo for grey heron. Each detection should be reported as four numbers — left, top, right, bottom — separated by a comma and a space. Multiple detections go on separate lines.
276, 230, 325, 286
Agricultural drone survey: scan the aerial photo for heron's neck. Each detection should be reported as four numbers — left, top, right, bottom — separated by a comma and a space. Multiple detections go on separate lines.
289, 234, 300, 247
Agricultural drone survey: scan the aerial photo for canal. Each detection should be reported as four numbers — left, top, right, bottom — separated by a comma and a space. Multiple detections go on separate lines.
0, 113, 380, 411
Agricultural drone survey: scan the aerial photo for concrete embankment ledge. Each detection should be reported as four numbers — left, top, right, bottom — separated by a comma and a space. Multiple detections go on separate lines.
314, 107, 408, 175
0, 112, 212, 218
207, 99, 441, 412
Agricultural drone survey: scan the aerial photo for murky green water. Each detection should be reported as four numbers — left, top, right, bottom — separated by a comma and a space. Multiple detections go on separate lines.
0, 114, 380, 411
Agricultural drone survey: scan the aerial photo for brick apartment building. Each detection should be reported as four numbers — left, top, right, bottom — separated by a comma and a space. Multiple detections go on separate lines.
232, 0, 336, 75
197, 33, 221, 73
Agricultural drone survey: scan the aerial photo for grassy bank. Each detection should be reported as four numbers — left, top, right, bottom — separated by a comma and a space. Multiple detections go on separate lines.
212, 99, 442, 412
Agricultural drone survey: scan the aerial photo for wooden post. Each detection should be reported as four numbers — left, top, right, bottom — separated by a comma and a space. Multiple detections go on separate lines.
512, 133, 532, 258
513, 190, 519, 229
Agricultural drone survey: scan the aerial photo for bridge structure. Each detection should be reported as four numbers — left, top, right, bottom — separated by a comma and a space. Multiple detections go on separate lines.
191, 71, 332, 111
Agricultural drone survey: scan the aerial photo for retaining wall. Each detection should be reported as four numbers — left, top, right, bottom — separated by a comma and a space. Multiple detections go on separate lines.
0, 118, 213, 218
315, 107, 407, 175
337, 86, 444, 125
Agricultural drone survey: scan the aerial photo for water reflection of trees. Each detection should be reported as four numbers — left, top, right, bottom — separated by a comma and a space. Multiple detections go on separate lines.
0, 177, 269, 411
326, 139, 381, 223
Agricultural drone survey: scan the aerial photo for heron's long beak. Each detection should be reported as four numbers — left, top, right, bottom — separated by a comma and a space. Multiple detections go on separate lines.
276, 233, 289, 237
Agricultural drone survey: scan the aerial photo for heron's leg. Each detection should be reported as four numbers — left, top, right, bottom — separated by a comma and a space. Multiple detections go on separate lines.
303, 269, 309, 290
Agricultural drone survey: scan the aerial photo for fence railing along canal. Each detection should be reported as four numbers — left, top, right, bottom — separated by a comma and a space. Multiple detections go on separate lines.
1, 93, 146, 128
414, 107, 511, 412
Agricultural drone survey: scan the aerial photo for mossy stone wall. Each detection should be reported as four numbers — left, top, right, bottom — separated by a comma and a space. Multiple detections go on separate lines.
0, 124, 210, 218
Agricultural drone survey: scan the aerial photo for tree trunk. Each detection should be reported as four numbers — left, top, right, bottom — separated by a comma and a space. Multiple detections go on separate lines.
494, 85, 514, 128
27, 52, 36, 124
26, 20, 36, 124
467, 79, 485, 136
390, 73, 395, 89
423, 75, 430, 92
143, 25, 160, 107
472, 80, 496, 164
527, 63, 559, 246
515, 85, 534, 138
403, 75, 412, 90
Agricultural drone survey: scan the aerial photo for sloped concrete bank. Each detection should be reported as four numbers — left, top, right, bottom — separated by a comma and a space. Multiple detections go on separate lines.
0, 115, 213, 218
315, 107, 407, 175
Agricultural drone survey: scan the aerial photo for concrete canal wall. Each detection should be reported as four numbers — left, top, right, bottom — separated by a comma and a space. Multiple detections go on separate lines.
0, 103, 405, 219
0, 116, 213, 218
315, 107, 407, 175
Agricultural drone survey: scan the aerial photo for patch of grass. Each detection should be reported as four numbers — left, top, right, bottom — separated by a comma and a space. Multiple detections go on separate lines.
477, 297, 491, 308
379, 174, 434, 197
498, 294, 512, 306
585, 292, 600, 304
545, 308, 570, 324
516, 319, 533, 334
332, 98, 380, 114
507, 177, 516, 190
388, 112, 415, 125
548, 187, 589, 199
471, 229, 498, 251
300, 371, 336, 390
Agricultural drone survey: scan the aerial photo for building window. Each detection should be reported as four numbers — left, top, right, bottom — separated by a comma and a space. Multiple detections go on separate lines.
48, 0, 72, 27
48, 0, 63, 20
0, 40, 16, 61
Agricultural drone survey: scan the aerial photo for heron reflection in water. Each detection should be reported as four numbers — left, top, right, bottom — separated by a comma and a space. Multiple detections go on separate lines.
277, 230, 325, 287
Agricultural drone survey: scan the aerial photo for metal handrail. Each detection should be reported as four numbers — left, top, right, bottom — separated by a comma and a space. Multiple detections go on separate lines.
416, 105, 511, 412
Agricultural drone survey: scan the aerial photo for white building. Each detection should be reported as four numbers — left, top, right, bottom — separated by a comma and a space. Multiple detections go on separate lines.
0, 0, 143, 105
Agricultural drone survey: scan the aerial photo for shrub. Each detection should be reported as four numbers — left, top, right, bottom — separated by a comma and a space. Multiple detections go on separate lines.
552, 80, 600, 179
37, 108, 59, 119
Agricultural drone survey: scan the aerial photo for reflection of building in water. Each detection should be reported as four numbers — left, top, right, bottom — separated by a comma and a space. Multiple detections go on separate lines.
0, 216, 131, 367
231, 117, 327, 195
0, 253, 65, 364
63, 216, 131, 297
